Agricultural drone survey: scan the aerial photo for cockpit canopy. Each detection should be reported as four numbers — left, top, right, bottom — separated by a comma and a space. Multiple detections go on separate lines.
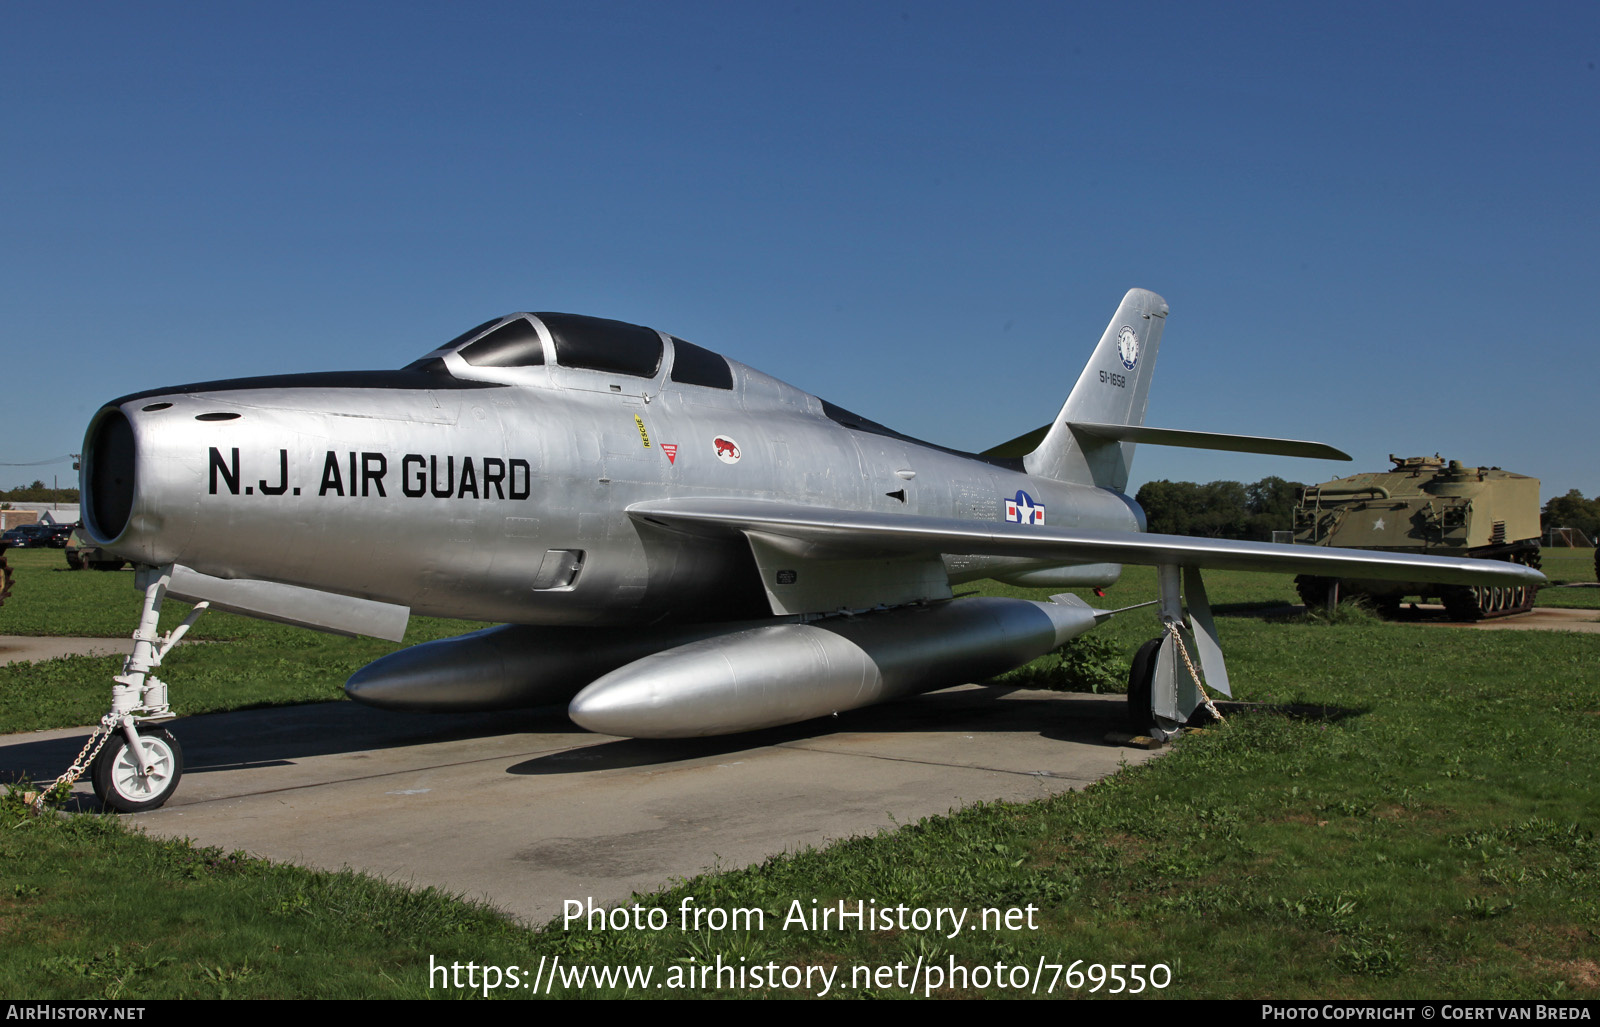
414, 312, 733, 390
402, 310, 1019, 469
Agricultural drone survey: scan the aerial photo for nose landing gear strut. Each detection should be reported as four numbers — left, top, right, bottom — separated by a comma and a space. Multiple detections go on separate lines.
35, 565, 207, 813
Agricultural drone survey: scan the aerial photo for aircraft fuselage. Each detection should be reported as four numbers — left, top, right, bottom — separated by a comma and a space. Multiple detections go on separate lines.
69, 297, 1550, 813
83, 350, 1139, 627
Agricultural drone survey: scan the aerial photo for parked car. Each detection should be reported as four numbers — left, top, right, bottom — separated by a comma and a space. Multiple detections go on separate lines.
0, 524, 54, 548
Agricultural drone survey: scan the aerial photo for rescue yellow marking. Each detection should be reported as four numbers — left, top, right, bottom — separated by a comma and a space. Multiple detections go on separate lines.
634, 414, 652, 448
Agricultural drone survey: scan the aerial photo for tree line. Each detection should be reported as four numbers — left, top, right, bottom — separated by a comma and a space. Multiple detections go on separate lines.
1, 481, 80, 504
1136, 477, 1600, 544
1134, 476, 1303, 541
1542, 490, 1600, 544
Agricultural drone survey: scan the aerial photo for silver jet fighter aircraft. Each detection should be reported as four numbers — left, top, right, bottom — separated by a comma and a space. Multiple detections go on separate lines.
75, 290, 1544, 811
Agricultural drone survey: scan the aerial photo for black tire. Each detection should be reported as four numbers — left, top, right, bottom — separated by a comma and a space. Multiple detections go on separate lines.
1126, 637, 1162, 732
1295, 575, 1333, 611
92, 727, 183, 813
1370, 595, 1402, 619
1185, 701, 1220, 727
1439, 585, 1484, 622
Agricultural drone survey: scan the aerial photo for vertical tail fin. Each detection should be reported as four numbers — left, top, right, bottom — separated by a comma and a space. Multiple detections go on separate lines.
1023, 288, 1168, 489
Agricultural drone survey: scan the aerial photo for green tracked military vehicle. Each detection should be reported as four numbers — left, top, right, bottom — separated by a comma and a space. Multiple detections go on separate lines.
1293, 455, 1541, 620
64, 523, 126, 571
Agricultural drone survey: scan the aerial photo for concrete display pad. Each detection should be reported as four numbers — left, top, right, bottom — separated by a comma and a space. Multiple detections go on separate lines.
1, 687, 1160, 926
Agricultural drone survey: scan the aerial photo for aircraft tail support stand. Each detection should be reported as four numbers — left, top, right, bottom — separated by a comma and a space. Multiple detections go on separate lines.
1144, 564, 1230, 743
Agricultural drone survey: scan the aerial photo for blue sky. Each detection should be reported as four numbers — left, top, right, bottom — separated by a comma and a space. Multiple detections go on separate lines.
3, 2, 1595, 501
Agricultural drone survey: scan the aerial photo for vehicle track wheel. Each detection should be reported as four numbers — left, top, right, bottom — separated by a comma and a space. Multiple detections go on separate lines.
1372, 596, 1402, 619
1294, 575, 1332, 611
92, 727, 183, 813
1440, 585, 1484, 622
1126, 637, 1162, 732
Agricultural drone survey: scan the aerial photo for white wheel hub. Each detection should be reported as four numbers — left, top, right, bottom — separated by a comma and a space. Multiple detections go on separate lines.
109, 735, 177, 802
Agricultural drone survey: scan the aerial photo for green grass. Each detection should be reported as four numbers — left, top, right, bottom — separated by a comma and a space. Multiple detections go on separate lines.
1541, 548, 1597, 583
0, 548, 480, 732
1537, 548, 1600, 610
1, 548, 1597, 998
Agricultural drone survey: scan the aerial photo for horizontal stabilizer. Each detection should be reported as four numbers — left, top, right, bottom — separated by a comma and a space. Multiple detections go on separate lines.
985, 422, 1349, 461
1069, 422, 1350, 461
628, 498, 1546, 589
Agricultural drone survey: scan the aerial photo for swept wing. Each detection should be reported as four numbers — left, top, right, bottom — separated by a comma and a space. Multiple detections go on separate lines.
628, 497, 1545, 589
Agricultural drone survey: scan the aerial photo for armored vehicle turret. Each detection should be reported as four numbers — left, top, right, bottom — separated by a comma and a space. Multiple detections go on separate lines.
1293, 455, 1541, 619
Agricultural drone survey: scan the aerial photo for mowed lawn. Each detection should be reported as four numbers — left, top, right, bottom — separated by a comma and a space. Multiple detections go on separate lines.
1, 545, 1596, 998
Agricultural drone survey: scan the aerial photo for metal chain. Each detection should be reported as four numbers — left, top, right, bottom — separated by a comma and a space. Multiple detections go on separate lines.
1165, 622, 1226, 725
25, 572, 193, 814
30, 725, 115, 812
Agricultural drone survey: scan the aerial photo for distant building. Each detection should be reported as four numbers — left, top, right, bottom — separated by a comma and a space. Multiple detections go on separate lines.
0, 509, 40, 530
1, 502, 81, 527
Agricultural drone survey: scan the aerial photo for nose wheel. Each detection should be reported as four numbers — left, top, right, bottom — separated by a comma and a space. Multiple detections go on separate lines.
92, 726, 184, 813
26, 566, 208, 815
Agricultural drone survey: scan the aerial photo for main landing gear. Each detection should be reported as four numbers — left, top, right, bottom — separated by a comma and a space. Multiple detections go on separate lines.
1125, 566, 1230, 741
1126, 637, 1162, 734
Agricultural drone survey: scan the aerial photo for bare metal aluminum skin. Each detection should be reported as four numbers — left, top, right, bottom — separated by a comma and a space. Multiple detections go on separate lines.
78, 296, 1544, 740
627, 498, 1546, 588
569, 595, 1103, 738
81, 332, 1146, 626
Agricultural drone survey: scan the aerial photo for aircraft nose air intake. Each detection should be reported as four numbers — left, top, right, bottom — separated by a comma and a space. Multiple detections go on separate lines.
83, 408, 136, 541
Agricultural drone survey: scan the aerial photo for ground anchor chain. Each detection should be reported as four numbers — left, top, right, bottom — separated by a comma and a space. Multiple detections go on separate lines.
34, 565, 207, 814
1128, 565, 1228, 743
1163, 621, 1226, 726
1142, 564, 1190, 742
30, 729, 116, 812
